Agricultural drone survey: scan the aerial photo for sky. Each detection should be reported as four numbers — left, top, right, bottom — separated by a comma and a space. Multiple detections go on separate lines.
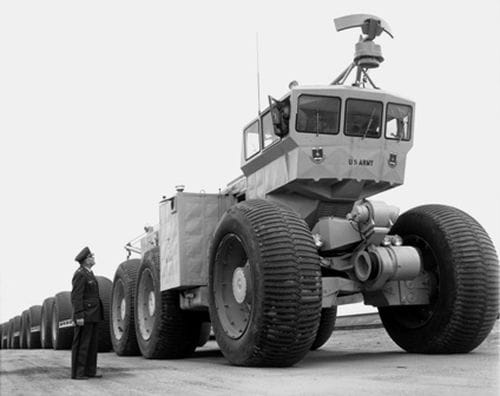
1, 1, 499, 322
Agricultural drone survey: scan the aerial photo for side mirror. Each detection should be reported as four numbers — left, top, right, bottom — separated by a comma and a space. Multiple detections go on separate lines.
268, 96, 289, 138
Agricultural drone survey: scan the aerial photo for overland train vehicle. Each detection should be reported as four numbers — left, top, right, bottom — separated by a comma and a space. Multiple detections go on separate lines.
112, 14, 498, 366
4, 15, 497, 368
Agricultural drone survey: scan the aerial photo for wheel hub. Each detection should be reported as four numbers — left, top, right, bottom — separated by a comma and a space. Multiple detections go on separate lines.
120, 298, 126, 321
232, 267, 247, 304
112, 280, 126, 340
138, 268, 155, 341
148, 291, 156, 316
213, 233, 252, 339
51, 310, 57, 344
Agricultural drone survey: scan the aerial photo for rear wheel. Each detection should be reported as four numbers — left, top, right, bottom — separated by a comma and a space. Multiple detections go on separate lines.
310, 306, 338, 350
52, 291, 73, 350
110, 259, 141, 356
0, 323, 4, 349
208, 199, 322, 367
135, 248, 204, 358
40, 297, 55, 349
10, 315, 21, 349
4, 322, 9, 348
7, 318, 14, 348
20, 310, 29, 349
96, 276, 113, 352
0, 322, 7, 349
27, 305, 42, 349
379, 205, 499, 353
197, 322, 211, 347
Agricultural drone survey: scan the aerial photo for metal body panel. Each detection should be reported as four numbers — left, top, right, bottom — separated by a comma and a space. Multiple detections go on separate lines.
246, 144, 408, 197
159, 192, 236, 291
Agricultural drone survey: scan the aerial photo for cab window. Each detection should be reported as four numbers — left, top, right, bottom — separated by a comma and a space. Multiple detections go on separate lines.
296, 95, 340, 134
261, 111, 279, 148
244, 120, 260, 159
344, 99, 383, 138
385, 103, 412, 141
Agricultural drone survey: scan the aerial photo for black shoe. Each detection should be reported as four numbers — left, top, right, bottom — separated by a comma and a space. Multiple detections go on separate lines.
87, 370, 103, 378
73, 375, 89, 380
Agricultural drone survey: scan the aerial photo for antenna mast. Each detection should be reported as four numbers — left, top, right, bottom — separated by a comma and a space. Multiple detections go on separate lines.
256, 33, 262, 114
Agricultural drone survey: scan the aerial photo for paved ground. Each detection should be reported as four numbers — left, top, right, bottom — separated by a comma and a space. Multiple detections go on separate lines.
1, 324, 498, 396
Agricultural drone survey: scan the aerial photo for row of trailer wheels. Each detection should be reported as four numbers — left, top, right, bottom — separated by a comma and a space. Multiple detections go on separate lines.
1, 276, 113, 352
108, 200, 498, 367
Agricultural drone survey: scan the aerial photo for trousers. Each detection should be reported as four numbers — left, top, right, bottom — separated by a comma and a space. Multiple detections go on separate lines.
71, 322, 98, 378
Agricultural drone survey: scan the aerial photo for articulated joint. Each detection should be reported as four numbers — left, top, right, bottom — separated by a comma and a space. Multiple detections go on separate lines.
348, 200, 400, 246
352, 245, 421, 290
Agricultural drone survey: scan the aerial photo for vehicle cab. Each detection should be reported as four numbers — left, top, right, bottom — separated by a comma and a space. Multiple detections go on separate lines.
240, 85, 415, 222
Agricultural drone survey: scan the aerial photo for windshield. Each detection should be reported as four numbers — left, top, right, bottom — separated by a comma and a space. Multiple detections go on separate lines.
296, 95, 340, 134
244, 121, 260, 159
386, 103, 412, 141
261, 111, 279, 148
344, 99, 382, 138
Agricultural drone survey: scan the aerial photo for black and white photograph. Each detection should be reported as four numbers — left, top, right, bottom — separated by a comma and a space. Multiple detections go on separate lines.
0, 1, 498, 395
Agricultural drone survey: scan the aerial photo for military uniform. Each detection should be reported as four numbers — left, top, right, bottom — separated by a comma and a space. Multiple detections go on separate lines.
71, 247, 104, 379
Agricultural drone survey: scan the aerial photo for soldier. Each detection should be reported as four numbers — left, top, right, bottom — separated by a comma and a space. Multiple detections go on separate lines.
71, 247, 104, 380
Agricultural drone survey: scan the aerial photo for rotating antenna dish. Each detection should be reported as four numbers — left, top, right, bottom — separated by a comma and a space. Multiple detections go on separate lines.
334, 14, 393, 39
331, 14, 394, 89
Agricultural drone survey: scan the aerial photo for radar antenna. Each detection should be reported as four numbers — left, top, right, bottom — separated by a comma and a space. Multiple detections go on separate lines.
331, 14, 393, 89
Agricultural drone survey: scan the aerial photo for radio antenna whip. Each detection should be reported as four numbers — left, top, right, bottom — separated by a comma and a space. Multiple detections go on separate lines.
256, 33, 262, 114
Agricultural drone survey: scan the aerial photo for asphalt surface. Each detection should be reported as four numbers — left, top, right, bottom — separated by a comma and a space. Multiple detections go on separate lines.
1, 323, 498, 396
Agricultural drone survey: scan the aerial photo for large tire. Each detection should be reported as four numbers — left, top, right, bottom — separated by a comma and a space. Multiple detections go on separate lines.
310, 306, 338, 350
0, 323, 5, 349
10, 315, 21, 349
52, 291, 74, 350
6, 319, 14, 348
20, 309, 30, 348
379, 205, 499, 354
208, 199, 322, 367
26, 305, 42, 349
96, 276, 113, 352
110, 259, 141, 356
3, 321, 10, 348
197, 322, 211, 347
135, 248, 204, 359
40, 297, 55, 349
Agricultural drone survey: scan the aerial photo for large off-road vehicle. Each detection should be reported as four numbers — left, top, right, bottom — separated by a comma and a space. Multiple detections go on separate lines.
110, 14, 499, 366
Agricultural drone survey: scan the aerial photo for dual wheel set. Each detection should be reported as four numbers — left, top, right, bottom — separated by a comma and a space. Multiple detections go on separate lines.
1, 276, 113, 352
110, 253, 211, 358
112, 200, 498, 367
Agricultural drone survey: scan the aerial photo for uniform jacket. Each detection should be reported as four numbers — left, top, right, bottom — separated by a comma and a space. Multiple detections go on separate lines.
71, 266, 104, 323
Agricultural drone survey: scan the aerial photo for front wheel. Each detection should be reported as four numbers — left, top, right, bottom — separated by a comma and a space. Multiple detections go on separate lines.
379, 204, 499, 353
208, 199, 322, 367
